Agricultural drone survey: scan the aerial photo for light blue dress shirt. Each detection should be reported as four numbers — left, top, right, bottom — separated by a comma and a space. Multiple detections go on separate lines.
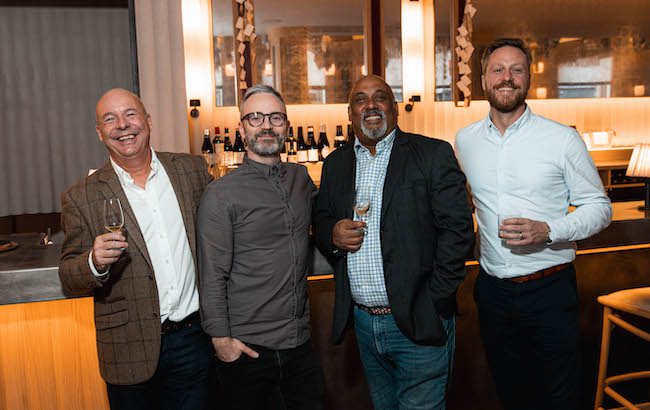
455, 106, 611, 279
347, 129, 396, 306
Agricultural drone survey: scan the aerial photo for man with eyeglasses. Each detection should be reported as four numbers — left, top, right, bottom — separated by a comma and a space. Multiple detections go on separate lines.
197, 84, 324, 409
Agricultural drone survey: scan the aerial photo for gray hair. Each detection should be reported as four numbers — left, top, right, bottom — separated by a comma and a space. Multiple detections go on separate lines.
240, 84, 285, 110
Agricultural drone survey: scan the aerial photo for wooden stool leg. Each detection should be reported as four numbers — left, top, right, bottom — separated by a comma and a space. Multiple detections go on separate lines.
595, 306, 613, 410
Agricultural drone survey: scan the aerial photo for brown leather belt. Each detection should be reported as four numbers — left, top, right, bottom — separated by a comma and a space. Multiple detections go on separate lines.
356, 304, 392, 315
509, 263, 571, 283
161, 311, 200, 334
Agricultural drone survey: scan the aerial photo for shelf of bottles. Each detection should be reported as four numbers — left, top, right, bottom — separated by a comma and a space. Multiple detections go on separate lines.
201, 123, 353, 182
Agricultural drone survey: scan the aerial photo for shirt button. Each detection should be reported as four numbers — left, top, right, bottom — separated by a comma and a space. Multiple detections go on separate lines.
165, 259, 170, 264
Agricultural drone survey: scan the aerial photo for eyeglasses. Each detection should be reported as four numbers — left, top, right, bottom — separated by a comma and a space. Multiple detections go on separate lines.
241, 112, 287, 127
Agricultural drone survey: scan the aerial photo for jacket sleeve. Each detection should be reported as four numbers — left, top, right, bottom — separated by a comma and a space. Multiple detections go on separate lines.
428, 141, 474, 308
58, 187, 107, 296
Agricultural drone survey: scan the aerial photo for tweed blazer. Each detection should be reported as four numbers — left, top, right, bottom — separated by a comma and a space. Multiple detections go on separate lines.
59, 152, 212, 385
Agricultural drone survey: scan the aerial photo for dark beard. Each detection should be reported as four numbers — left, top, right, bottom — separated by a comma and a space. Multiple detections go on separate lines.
485, 80, 528, 113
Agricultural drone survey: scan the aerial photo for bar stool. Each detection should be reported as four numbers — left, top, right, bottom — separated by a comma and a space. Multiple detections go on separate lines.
594, 287, 650, 410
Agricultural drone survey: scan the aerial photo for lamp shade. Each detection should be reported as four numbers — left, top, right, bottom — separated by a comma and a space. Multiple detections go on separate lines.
626, 143, 650, 178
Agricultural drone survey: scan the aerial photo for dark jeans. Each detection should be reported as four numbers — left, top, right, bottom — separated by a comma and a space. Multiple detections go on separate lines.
214, 339, 325, 410
353, 307, 455, 410
475, 265, 580, 410
106, 320, 214, 410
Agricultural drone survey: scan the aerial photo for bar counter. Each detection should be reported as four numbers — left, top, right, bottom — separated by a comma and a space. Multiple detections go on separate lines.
0, 202, 648, 409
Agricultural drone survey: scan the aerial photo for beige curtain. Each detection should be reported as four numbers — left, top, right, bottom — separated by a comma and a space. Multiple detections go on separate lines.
0, 7, 133, 216
134, 0, 190, 153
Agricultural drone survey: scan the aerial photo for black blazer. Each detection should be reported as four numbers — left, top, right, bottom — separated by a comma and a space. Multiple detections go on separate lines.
313, 128, 474, 346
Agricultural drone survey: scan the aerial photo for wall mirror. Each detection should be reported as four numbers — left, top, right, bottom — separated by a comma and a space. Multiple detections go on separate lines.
212, 0, 403, 106
435, 0, 650, 101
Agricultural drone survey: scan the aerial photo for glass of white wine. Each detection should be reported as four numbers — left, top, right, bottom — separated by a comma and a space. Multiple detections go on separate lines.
104, 198, 125, 250
353, 190, 371, 234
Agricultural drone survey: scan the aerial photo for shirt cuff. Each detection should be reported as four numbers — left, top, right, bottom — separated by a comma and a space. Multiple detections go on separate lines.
546, 219, 563, 244
88, 251, 110, 279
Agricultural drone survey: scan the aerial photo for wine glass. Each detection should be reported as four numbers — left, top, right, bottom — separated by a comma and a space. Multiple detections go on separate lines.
353, 190, 371, 233
104, 198, 125, 250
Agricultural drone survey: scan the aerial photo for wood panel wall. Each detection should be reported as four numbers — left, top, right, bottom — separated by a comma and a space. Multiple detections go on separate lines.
0, 298, 108, 410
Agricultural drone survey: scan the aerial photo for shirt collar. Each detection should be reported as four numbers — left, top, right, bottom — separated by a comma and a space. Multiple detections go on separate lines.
243, 156, 286, 178
486, 104, 532, 134
353, 128, 397, 156
110, 148, 159, 184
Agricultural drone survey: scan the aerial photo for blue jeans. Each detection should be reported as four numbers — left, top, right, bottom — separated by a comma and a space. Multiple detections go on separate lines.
353, 307, 455, 410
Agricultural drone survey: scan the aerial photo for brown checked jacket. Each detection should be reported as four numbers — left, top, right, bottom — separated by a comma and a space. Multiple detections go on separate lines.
59, 152, 212, 385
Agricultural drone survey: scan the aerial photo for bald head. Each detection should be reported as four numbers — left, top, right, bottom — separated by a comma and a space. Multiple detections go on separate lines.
95, 88, 146, 125
348, 75, 398, 146
95, 88, 152, 167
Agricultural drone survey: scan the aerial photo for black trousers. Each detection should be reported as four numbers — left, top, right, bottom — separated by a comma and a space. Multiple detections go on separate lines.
106, 321, 214, 410
475, 265, 580, 410
214, 339, 325, 410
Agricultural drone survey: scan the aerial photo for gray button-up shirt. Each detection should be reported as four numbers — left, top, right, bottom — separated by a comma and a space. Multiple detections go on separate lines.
197, 157, 316, 349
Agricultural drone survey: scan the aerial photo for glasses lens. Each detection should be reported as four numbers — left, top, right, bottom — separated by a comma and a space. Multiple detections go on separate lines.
247, 113, 263, 127
269, 113, 285, 126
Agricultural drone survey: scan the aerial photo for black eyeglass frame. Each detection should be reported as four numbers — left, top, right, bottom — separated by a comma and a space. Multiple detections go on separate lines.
240, 112, 287, 127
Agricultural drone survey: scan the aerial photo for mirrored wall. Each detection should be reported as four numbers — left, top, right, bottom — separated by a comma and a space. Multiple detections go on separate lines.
212, 0, 403, 106
435, 0, 650, 101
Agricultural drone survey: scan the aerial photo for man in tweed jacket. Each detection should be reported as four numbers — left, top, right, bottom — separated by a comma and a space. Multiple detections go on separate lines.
59, 88, 213, 410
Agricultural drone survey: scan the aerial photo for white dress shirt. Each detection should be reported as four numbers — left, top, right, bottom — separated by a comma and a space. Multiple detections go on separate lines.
89, 149, 199, 322
455, 106, 612, 278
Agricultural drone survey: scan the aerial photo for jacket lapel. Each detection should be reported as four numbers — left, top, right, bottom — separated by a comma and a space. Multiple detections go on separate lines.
381, 129, 409, 223
96, 163, 153, 270
158, 153, 197, 261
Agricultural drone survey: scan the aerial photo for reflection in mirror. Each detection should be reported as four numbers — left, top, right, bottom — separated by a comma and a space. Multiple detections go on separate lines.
383, 0, 403, 102
212, 0, 237, 106
434, 0, 650, 101
212, 0, 404, 106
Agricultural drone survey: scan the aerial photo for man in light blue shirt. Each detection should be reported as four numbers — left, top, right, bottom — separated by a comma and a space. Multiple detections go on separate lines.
455, 38, 611, 410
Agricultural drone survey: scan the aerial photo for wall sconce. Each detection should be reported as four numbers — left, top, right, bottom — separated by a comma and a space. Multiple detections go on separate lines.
626, 143, 650, 210
536, 87, 547, 99
405, 95, 421, 112
189, 99, 201, 118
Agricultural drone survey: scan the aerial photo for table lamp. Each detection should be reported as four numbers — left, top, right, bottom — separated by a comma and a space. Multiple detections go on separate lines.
626, 143, 650, 211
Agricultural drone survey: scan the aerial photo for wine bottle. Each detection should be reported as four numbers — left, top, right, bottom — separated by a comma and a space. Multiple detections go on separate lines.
201, 128, 214, 168
233, 130, 245, 165
296, 126, 308, 163
318, 124, 331, 160
307, 126, 319, 163
287, 138, 298, 163
285, 126, 294, 157
223, 128, 234, 166
334, 125, 345, 148
212, 126, 223, 166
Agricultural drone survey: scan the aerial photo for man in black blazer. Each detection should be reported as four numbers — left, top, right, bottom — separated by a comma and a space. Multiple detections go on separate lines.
313, 75, 473, 410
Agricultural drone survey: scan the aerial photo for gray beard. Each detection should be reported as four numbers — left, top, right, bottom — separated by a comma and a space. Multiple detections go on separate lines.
246, 132, 285, 156
360, 112, 388, 140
